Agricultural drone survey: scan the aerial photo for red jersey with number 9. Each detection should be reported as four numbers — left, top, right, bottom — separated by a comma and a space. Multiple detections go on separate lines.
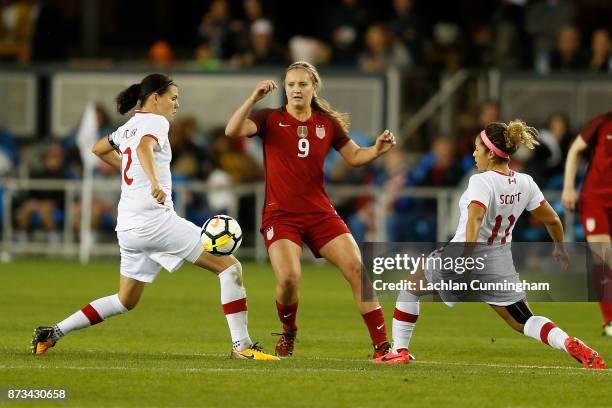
249, 107, 350, 218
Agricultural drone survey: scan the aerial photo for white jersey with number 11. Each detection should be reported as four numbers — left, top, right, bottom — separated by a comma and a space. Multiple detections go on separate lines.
451, 170, 545, 244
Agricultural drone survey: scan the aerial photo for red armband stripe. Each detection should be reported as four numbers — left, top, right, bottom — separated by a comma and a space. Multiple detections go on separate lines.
470, 200, 487, 211
142, 134, 159, 142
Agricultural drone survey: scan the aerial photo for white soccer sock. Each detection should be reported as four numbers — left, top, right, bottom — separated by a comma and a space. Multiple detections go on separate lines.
523, 316, 569, 351
219, 263, 252, 351
392, 291, 420, 352
54, 294, 128, 341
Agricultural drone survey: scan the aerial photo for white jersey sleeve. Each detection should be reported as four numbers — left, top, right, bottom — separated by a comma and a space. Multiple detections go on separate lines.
140, 114, 169, 150
525, 175, 546, 211
465, 175, 491, 211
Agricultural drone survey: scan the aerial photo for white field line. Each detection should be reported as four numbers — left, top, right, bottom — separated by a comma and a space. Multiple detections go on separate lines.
158, 351, 609, 372
3, 351, 610, 373
0, 365, 364, 373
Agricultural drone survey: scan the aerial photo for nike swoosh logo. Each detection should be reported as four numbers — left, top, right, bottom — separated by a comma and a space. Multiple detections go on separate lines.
381, 355, 401, 362
283, 313, 293, 318
376, 324, 384, 330
279, 123, 290, 127
240, 352, 256, 359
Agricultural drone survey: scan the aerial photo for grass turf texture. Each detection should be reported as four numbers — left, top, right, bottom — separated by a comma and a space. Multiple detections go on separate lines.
1, 259, 610, 407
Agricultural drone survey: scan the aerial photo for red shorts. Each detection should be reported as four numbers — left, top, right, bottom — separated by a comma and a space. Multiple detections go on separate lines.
580, 200, 612, 237
261, 212, 351, 258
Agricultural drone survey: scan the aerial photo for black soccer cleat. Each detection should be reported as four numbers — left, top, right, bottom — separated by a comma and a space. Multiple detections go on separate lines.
31, 326, 56, 355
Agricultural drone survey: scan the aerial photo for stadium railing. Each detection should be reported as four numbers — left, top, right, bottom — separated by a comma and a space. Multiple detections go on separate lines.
0, 179, 575, 263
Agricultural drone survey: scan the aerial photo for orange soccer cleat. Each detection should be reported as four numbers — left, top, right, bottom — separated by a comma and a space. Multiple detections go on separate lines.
564, 337, 607, 369
31, 327, 56, 355
372, 348, 411, 365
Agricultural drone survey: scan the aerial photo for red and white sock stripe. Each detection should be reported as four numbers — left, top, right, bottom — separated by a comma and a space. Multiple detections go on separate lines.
81, 304, 103, 325
524, 316, 569, 351
222, 298, 248, 315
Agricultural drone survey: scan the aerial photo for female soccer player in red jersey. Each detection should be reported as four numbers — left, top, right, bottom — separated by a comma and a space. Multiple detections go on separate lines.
375, 120, 605, 369
562, 110, 612, 336
225, 61, 396, 358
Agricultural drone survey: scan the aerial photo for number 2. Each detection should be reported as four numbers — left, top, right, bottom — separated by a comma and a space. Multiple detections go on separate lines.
122, 147, 133, 185
297, 138, 309, 158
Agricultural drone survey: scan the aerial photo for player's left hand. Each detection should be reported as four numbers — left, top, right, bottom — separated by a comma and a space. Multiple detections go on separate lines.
374, 129, 396, 155
552, 246, 570, 271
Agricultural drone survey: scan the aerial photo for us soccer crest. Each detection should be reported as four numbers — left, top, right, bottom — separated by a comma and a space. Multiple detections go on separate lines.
266, 226, 274, 241
315, 125, 326, 139
586, 218, 596, 232
297, 126, 308, 138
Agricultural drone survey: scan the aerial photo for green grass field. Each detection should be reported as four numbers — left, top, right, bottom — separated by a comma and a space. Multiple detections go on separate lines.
1, 259, 611, 407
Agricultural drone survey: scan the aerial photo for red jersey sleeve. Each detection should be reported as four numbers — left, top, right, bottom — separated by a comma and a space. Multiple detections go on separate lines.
330, 116, 351, 151
249, 108, 273, 139
579, 111, 612, 146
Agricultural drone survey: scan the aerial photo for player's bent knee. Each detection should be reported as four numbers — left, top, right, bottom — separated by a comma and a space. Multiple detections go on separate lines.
119, 297, 138, 311
505, 320, 525, 333
503, 300, 533, 332
278, 274, 300, 293
504, 300, 533, 324
341, 260, 363, 283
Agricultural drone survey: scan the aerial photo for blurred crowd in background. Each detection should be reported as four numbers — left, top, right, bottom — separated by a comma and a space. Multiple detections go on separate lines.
1, 0, 611, 72
0, 0, 608, 247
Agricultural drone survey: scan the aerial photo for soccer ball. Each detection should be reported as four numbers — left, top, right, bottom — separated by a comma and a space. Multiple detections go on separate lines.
201, 215, 242, 256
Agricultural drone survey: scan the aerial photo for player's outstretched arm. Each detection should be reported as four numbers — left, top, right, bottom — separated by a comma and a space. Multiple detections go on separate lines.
92, 136, 121, 171
561, 136, 588, 211
530, 202, 569, 269
338, 129, 396, 167
136, 137, 166, 204
463, 203, 485, 257
225, 80, 276, 138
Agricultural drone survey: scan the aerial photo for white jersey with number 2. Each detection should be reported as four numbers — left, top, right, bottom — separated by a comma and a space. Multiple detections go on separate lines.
109, 111, 173, 231
451, 170, 546, 244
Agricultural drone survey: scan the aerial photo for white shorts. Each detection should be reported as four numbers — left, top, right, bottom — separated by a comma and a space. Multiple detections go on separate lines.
423, 244, 525, 307
117, 211, 204, 283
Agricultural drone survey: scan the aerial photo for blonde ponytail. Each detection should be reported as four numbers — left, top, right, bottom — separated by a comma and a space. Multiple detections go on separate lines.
505, 119, 540, 151
285, 61, 350, 133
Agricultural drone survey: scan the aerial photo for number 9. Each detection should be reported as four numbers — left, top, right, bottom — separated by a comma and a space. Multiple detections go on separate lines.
297, 138, 309, 158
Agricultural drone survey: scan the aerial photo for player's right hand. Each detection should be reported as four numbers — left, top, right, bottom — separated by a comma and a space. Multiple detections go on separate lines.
151, 183, 166, 204
561, 188, 577, 211
250, 80, 277, 103
552, 245, 570, 271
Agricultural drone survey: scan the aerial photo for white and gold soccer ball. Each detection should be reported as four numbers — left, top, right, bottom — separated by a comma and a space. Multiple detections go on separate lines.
201, 215, 243, 256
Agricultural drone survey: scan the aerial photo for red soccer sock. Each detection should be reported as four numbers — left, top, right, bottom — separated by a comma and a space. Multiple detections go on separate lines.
593, 264, 612, 324
599, 302, 612, 325
361, 307, 388, 346
276, 300, 298, 332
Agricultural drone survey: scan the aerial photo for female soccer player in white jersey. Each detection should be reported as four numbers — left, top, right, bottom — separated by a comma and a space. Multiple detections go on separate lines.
374, 120, 606, 369
31, 73, 277, 360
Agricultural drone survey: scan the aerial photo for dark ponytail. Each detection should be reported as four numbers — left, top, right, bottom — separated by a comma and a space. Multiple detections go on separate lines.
115, 73, 175, 115
116, 84, 142, 114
